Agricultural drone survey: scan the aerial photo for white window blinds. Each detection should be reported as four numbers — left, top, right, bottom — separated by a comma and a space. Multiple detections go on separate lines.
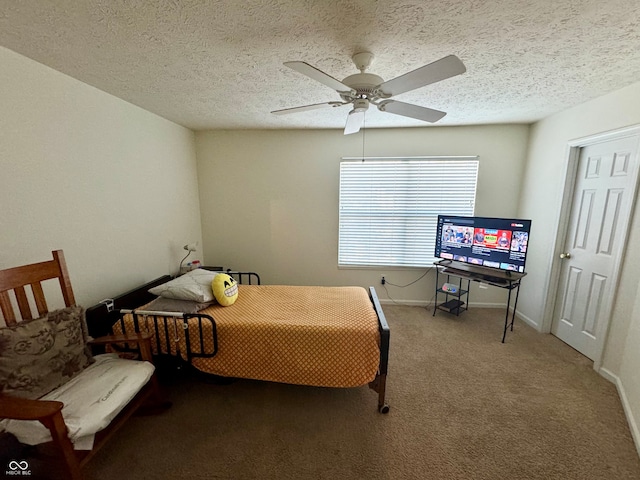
338, 157, 479, 267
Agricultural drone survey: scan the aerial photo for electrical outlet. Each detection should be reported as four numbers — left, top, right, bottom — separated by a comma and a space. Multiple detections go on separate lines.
381, 275, 386, 285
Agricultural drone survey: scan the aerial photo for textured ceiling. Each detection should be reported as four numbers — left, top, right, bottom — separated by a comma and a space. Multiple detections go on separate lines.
1, 0, 639, 131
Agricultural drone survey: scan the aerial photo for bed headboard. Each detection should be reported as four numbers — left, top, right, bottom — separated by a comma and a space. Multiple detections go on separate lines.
224, 271, 261, 285
85, 275, 171, 338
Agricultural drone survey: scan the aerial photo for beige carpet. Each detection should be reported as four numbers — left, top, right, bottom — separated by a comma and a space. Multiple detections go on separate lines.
80, 306, 639, 480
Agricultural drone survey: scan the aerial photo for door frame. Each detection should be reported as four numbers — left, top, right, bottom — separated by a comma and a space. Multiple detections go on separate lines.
540, 124, 640, 371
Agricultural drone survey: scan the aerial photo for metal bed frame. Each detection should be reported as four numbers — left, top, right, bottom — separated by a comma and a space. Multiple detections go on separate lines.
86, 272, 390, 413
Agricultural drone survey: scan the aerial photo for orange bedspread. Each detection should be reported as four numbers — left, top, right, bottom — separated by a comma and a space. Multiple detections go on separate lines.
115, 285, 381, 388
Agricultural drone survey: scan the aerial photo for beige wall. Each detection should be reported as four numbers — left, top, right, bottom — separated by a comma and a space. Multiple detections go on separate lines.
0, 47, 202, 309
520, 80, 640, 451
195, 125, 529, 305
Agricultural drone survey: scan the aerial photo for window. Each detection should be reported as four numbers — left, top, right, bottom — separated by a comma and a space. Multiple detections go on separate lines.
338, 156, 479, 267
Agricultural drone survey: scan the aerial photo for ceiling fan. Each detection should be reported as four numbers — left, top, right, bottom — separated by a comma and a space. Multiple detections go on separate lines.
272, 52, 466, 135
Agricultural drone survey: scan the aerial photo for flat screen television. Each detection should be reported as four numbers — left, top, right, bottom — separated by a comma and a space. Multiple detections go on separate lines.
434, 215, 532, 273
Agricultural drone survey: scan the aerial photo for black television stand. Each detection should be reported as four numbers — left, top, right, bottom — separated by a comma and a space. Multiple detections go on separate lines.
433, 260, 526, 342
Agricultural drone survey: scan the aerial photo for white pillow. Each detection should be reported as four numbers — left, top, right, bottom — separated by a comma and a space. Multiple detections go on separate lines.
148, 269, 218, 302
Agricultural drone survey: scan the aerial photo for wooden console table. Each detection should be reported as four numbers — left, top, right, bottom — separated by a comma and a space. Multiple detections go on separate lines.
433, 260, 526, 342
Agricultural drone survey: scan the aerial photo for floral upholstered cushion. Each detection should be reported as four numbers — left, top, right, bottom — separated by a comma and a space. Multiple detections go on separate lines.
0, 305, 94, 399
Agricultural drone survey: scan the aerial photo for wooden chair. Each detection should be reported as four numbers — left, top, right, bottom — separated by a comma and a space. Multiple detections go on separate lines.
0, 250, 168, 480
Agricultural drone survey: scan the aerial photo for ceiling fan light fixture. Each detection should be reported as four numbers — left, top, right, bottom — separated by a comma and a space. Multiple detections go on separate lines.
353, 98, 370, 112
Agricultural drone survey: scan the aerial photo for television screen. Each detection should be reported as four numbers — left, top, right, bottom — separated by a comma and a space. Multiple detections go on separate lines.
434, 216, 532, 273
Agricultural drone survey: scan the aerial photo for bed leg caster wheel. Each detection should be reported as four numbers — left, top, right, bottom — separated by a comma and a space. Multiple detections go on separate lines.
378, 404, 390, 414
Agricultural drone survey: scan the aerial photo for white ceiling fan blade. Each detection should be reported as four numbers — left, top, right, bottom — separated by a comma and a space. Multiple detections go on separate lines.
284, 61, 355, 94
344, 110, 365, 135
378, 100, 446, 123
271, 102, 344, 115
377, 55, 466, 96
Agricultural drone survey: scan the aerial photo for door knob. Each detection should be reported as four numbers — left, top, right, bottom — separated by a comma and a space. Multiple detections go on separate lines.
560, 253, 571, 259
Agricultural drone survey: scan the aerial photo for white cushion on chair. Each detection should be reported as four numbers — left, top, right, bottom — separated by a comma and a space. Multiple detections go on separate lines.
0, 354, 155, 450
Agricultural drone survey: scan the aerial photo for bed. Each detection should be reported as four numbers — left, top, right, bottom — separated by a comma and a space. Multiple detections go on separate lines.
86, 272, 390, 413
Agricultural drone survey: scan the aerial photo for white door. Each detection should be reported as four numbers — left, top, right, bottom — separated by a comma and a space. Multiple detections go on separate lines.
551, 133, 640, 359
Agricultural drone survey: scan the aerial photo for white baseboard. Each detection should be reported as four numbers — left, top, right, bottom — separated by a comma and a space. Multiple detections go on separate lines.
378, 297, 504, 308
513, 309, 540, 330
378, 299, 430, 307
599, 367, 640, 458
598, 367, 618, 384
377, 299, 510, 309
